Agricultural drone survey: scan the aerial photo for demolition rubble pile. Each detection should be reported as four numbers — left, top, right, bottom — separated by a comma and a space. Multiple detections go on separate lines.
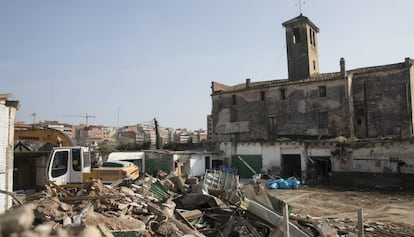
0, 169, 407, 237
0, 169, 314, 237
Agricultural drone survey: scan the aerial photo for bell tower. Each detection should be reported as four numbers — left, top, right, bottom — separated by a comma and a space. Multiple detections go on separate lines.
282, 15, 320, 80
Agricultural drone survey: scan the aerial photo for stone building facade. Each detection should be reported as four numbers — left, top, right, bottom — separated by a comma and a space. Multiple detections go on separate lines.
211, 60, 413, 142
209, 15, 414, 189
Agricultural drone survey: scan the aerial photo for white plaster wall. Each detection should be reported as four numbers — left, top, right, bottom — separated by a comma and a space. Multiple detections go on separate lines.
219, 141, 310, 175
307, 147, 332, 157
235, 143, 261, 154
350, 146, 390, 172
190, 154, 206, 176
0, 105, 7, 213
332, 141, 414, 174
280, 142, 304, 154
261, 144, 281, 170
0, 101, 15, 214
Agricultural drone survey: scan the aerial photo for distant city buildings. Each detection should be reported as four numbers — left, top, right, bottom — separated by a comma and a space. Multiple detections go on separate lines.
16, 120, 208, 147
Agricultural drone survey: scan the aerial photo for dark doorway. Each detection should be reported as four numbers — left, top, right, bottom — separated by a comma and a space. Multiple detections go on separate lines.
205, 156, 211, 170
211, 160, 223, 169
308, 156, 331, 181
281, 154, 301, 178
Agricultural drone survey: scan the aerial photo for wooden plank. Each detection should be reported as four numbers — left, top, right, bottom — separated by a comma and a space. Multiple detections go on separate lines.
47, 180, 73, 196
283, 202, 290, 237
97, 223, 115, 237
240, 198, 310, 237
178, 209, 202, 221
358, 208, 364, 237
60, 195, 118, 202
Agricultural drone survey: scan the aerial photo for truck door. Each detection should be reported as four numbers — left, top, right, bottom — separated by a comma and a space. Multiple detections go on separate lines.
48, 149, 70, 185
70, 148, 83, 184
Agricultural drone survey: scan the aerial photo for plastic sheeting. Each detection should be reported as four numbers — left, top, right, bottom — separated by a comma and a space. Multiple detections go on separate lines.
267, 177, 300, 189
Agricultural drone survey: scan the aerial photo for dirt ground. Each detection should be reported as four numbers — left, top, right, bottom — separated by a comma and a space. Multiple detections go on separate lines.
267, 185, 414, 236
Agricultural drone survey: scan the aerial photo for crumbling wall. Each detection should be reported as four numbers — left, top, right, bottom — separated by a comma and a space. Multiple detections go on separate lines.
273, 80, 348, 138
331, 139, 414, 189
211, 78, 349, 143
352, 68, 411, 139
219, 141, 321, 178
218, 137, 414, 189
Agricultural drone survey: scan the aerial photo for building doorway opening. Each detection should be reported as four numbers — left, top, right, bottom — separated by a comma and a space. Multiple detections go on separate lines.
281, 154, 301, 178
212, 160, 223, 169
205, 156, 211, 170
308, 156, 331, 181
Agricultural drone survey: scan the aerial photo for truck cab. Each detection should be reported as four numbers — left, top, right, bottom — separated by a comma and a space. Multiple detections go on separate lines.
46, 146, 139, 188
47, 146, 91, 187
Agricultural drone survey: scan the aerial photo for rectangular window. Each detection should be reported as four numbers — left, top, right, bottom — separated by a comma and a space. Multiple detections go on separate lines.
232, 94, 236, 105
83, 151, 91, 168
293, 27, 301, 44
318, 111, 328, 128
280, 88, 286, 100
312, 31, 316, 46
260, 91, 265, 101
309, 28, 313, 45
319, 85, 326, 97
313, 60, 316, 70
268, 117, 278, 135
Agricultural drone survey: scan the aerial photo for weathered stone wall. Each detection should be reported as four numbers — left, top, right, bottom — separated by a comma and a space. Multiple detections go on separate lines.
217, 139, 414, 189
331, 139, 414, 189
211, 78, 349, 143
273, 79, 349, 137
285, 24, 311, 80
332, 139, 414, 174
352, 68, 412, 139
283, 17, 319, 80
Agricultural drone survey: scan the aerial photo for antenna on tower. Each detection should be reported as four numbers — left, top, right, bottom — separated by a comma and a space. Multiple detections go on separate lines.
295, 0, 306, 15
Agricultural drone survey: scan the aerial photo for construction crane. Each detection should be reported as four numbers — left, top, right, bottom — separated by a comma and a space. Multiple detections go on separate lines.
62, 112, 95, 126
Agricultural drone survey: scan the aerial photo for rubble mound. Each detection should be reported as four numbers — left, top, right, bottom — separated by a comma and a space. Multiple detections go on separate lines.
2, 172, 411, 236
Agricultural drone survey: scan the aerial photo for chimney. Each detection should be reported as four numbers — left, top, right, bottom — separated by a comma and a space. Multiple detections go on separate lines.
246, 78, 251, 88
340, 58, 346, 77
405, 57, 412, 68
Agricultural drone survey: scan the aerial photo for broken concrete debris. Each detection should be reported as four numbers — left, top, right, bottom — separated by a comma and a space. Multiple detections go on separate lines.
0, 172, 409, 237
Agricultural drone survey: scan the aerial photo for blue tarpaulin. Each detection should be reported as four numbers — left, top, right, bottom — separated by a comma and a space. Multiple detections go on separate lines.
267, 177, 300, 189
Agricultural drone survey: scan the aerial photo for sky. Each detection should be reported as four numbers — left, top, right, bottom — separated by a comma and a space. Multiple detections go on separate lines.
2, 0, 414, 130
